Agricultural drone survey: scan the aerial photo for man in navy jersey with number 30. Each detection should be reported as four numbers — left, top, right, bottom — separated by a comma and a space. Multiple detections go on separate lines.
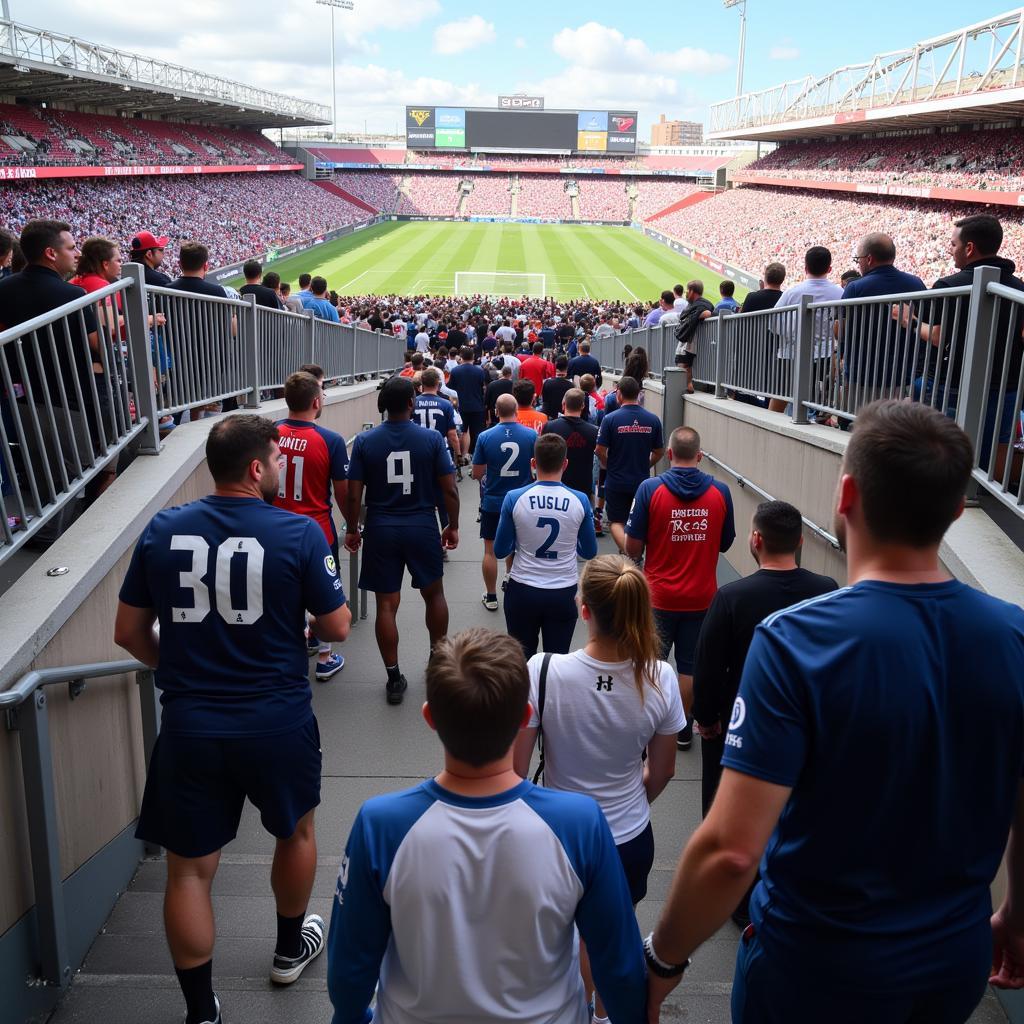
345, 377, 459, 705
114, 415, 352, 1024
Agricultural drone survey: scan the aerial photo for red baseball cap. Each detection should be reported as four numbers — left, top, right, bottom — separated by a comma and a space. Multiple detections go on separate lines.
130, 231, 169, 251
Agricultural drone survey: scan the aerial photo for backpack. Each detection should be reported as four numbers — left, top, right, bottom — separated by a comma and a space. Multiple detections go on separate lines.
674, 298, 715, 350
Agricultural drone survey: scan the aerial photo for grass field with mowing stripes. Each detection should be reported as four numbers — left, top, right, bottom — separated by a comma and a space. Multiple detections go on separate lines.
226, 221, 747, 304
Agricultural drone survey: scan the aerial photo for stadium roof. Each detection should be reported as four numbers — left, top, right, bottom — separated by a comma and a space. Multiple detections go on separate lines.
0, 19, 330, 129
708, 8, 1024, 141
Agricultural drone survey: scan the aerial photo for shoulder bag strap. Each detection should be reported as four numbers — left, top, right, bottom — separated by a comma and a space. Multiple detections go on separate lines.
531, 652, 554, 785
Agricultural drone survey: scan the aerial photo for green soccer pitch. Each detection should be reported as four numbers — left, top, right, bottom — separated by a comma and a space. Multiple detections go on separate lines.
224, 221, 748, 304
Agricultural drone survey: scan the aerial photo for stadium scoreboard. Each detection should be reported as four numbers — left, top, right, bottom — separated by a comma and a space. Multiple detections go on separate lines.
405, 106, 638, 155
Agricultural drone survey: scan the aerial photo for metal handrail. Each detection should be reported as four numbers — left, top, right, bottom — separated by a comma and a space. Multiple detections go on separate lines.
0, 277, 132, 344
0, 658, 144, 706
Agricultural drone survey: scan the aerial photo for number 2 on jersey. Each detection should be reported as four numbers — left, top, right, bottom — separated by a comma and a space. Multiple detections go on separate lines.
387, 450, 414, 495
499, 441, 520, 477
534, 517, 560, 560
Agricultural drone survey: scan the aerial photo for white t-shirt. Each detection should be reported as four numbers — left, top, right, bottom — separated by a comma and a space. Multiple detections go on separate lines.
673, 297, 688, 311
777, 277, 844, 360
496, 325, 517, 344
414, 331, 430, 353
527, 651, 686, 843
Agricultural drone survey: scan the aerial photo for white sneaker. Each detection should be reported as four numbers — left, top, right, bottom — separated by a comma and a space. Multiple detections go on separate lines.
270, 914, 325, 985
481, 594, 499, 611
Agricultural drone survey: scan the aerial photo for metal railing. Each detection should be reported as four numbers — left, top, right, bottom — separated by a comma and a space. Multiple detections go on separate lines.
1, 265, 408, 566
596, 268, 1023, 519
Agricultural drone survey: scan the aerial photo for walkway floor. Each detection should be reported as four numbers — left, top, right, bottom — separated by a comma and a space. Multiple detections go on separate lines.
47, 473, 1014, 1023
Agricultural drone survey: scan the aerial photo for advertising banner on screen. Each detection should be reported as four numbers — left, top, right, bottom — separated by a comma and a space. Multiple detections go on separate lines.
607, 134, 637, 153
434, 107, 466, 148
609, 112, 637, 133
577, 111, 609, 132
577, 131, 607, 152
406, 107, 435, 129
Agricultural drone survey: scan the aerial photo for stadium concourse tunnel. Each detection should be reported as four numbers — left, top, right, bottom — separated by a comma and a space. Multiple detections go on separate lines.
0, 372, 1023, 1022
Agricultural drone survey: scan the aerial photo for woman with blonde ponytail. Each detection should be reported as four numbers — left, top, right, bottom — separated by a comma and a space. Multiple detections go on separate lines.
513, 554, 684, 1024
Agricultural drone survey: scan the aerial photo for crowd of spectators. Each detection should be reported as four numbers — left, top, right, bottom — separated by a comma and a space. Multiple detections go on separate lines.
653, 184, 1024, 282
0, 173, 370, 272
748, 128, 1024, 192
463, 174, 512, 216
576, 177, 630, 221
331, 171, 403, 213
515, 174, 572, 218
0, 104, 291, 168
632, 181, 702, 221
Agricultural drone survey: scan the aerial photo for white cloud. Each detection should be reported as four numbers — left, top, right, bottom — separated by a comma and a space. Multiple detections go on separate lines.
769, 44, 801, 60
514, 37, 527, 49
433, 15, 496, 56
552, 22, 730, 76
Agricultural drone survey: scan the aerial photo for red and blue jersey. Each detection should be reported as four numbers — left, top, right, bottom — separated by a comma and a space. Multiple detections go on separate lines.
625, 467, 735, 612
274, 418, 349, 546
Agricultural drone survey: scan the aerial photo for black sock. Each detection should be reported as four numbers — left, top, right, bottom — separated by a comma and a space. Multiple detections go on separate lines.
386, 664, 402, 683
175, 960, 217, 1024
276, 911, 305, 959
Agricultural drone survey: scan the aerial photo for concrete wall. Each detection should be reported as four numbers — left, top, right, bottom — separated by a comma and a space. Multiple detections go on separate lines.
0, 383, 381, 936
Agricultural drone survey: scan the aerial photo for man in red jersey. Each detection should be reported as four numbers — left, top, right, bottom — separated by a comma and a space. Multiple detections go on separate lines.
519, 341, 554, 399
275, 369, 349, 681
625, 426, 735, 751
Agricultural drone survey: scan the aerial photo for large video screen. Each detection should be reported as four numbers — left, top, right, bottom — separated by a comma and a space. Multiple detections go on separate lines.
405, 106, 637, 155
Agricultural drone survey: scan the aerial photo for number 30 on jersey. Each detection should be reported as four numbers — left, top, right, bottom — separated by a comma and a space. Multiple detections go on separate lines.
171, 535, 264, 625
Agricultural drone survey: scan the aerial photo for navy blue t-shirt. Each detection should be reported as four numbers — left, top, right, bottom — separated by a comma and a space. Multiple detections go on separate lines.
596, 405, 664, 494
118, 496, 346, 737
567, 354, 602, 385
724, 579, 1024, 992
447, 362, 488, 413
413, 394, 456, 440
472, 421, 537, 513
347, 418, 454, 527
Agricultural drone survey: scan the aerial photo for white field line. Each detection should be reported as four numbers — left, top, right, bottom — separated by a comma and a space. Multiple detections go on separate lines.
613, 275, 639, 301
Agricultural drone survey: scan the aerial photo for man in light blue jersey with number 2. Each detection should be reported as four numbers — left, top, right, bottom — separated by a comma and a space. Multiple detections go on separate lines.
495, 432, 597, 657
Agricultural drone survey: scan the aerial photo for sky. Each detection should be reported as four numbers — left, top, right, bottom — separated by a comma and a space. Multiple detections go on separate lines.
17, 0, 1008, 137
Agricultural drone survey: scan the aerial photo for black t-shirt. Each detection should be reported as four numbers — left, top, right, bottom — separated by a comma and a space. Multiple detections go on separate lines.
447, 328, 468, 350
240, 282, 283, 309
0, 265, 98, 409
368, 314, 385, 332
740, 288, 783, 314
556, 323, 575, 345
692, 567, 838, 727
541, 415, 598, 496
142, 264, 173, 287
170, 275, 227, 298
541, 376, 574, 419
485, 377, 514, 421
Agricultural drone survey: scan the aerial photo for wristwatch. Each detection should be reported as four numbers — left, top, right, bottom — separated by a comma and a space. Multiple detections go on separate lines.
643, 932, 691, 979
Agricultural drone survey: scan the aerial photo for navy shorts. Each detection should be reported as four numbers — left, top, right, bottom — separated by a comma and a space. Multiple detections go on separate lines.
136, 717, 322, 858
504, 578, 578, 659
654, 608, 707, 675
604, 488, 636, 524
479, 508, 501, 541
359, 522, 443, 593
616, 822, 655, 905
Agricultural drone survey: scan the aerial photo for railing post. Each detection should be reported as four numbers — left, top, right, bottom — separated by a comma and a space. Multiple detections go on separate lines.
955, 265, 1001, 460
304, 310, 316, 368
714, 315, 727, 398
120, 262, 161, 455
240, 294, 260, 409
136, 669, 162, 856
19, 688, 71, 989
791, 293, 814, 424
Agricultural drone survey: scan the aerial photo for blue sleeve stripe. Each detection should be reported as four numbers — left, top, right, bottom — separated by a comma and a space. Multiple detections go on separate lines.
761, 586, 853, 629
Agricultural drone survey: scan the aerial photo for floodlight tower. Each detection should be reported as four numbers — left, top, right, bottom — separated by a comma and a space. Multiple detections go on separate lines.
316, 0, 354, 140
723, 0, 748, 96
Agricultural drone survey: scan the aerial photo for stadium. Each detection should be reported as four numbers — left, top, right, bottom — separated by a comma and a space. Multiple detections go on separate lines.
2, 5, 1024, 1024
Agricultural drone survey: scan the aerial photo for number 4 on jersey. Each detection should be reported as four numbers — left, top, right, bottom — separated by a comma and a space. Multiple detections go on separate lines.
387, 451, 414, 495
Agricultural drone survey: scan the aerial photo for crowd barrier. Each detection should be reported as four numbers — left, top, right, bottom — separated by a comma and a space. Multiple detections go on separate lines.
0, 263, 407, 566
592, 267, 1024, 521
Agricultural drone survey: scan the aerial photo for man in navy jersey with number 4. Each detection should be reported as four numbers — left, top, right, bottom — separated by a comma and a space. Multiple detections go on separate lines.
596, 376, 664, 553
495, 433, 597, 657
114, 415, 352, 1024
345, 377, 459, 705
414, 367, 460, 530
472, 393, 537, 611
274, 369, 349, 681
646, 402, 1024, 1024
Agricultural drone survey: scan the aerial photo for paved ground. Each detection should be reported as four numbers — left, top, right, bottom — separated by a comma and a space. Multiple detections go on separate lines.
46, 472, 1015, 1023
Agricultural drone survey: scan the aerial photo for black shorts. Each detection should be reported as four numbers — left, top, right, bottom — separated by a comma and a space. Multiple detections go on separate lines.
479, 509, 501, 541
654, 608, 707, 675
604, 488, 636, 525
617, 822, 655, 904
136, 717, 322, 858
676, 351, 696, 368
359, 522, 443, 593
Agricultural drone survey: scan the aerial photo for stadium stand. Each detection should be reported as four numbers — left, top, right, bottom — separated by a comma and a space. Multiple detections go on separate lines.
516, 174, 573, 218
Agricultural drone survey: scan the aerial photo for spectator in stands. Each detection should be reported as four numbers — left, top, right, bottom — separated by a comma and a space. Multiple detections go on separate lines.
447, 347, 488, 453
773, 247, 843, 414
0, 228, 15, 280
520, 341, 554, 397
414, 322, 431, 353
129, 230, 172, 287
674, 282, 714, 395
170, 242, 227, 298
327, 629, 647, 1024
301, 277, 340, 323
541, 387, 599, 503
741, 263, 787, 313
593, 313, 616, 341
541, 356, 574, 420
239, 259, 283, 309
916, 214, 1024, 476
485, 363, 514, 425
840, 269, 861, 287
673, 283, 687, 311
514, 379, 547, 433
280, 282, 304, 314
715, 281, 740, 316
296, 273, 313, 304
262, 271, 283, 304
646, 401, 1024, 1024
644, 290, 676, 327
568, 340, 602, 388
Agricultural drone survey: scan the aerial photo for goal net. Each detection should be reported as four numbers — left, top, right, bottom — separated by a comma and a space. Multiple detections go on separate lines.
453, 271, 547, 297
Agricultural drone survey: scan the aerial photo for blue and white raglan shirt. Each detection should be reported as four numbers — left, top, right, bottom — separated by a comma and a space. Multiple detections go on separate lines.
493, 481, 597, 589
327, 779, 646, 1024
